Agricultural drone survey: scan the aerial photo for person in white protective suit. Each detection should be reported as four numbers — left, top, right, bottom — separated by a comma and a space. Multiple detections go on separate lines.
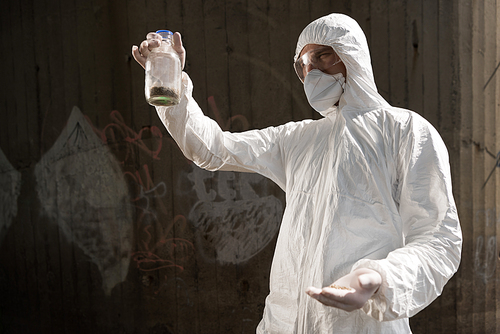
132, 13, 462, 334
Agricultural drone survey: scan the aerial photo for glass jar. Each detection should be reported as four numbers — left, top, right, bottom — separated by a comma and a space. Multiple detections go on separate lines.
145, 30, 182, 106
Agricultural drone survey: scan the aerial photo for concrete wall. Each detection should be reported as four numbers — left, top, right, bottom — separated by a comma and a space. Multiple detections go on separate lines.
0, 0, 498, 333
454, 1, 500, 333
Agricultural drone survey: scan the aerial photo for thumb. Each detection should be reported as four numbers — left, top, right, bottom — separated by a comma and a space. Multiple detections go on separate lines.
172, 32, 186, 69
172, 32, 183, 50
358, 273, 381, 290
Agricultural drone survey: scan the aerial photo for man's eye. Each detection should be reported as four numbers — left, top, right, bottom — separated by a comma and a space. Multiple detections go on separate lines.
313, 53, 330, 61
319, 52, 333, 58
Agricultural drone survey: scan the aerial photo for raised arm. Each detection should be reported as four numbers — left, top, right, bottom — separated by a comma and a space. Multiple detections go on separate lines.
132, 32, 288, 190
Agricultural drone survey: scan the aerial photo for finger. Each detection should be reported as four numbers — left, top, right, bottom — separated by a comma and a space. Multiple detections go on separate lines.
305, 286, 322, 296
172, 32, 183, 51
323, 287, 369, 310
358, 274, 373, 289
139, 35, 161, 59
306, 287, 352, 304
146, 32, 161, 42
306, 287, 353, 310
172, 32, 186, 69
139, 40, 154, 58
132, 45, 146, 69
358, 273, 381, 290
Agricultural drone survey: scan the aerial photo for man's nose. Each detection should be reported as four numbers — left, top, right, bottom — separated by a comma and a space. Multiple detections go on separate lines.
305, 63, 316, 74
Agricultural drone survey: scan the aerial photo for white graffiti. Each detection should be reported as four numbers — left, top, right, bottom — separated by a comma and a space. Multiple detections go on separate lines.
188, 167, 283, 264
473, 209, 498, 284
474, 235, 496, 284
35, 106, 133, 295
0, 148, 21, 244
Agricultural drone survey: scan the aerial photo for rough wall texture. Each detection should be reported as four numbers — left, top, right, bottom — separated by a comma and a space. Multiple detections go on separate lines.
0, 0, 498, 333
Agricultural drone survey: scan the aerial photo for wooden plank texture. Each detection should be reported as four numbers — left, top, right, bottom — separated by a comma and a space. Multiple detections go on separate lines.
1, 0, 500, 333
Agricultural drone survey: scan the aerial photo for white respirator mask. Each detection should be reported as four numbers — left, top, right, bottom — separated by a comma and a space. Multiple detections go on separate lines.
303, 69, 345, 114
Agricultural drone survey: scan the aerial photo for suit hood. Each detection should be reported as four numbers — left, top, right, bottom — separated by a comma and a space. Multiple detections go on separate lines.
295, 13, 390, 114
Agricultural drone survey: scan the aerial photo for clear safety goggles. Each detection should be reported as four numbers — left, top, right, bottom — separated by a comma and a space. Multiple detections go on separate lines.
294, 46, 342, 82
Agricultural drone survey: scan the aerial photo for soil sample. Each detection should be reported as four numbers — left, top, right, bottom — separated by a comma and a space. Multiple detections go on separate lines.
329, 284, 353, 291
148, 86, 180, 106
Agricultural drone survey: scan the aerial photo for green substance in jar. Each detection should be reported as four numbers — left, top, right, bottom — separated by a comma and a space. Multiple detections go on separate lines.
148, 86, 180, 106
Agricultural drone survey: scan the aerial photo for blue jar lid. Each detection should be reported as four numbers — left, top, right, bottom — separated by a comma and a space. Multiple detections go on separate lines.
156, 30, 173, 40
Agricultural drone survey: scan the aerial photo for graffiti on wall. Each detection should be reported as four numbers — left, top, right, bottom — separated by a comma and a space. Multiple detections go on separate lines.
0, 148, 21, 244
185, 96, 284, 264
188, 167, 283, 264
25, 95, 283, 295
35, 106, 133, 295
87, 108, 194, 293
87, 109, 163, 165
473, 208, 498, 284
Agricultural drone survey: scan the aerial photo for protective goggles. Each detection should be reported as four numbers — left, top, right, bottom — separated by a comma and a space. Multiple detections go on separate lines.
294, 46, 342, 82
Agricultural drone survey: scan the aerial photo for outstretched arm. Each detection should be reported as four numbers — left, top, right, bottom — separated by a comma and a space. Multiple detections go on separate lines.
305, 114, 462, 320
351, 115, 462, 321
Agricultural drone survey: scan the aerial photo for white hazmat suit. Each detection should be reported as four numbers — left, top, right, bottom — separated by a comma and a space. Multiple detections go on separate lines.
155, 13, 462, 334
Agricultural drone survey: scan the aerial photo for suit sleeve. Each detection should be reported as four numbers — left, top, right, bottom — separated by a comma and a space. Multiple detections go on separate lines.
156, 71, 288, 191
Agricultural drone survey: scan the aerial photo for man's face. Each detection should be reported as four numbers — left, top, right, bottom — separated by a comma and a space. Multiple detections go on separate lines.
295, 44, 347, 82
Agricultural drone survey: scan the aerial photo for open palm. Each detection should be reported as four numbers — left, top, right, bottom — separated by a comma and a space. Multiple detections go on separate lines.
306, 268, 382, 312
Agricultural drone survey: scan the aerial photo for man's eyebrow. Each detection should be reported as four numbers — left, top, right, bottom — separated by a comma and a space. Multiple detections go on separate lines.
313, 47, 333, 54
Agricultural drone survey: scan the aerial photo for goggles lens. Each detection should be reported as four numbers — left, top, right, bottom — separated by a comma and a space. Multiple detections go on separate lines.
294, 46, 342, 82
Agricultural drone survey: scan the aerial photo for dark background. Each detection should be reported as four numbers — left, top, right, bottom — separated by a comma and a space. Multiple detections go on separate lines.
1, 0, 499, 333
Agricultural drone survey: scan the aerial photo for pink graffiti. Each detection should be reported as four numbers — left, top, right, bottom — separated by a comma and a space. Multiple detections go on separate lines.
85, 109, 194, 293
85, 110, 163, 163
82, 101, 251, 290
124, 164, 169, 222
132, 215, 194, 273
126, 165, 194, 277
208, 96, 250, 131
